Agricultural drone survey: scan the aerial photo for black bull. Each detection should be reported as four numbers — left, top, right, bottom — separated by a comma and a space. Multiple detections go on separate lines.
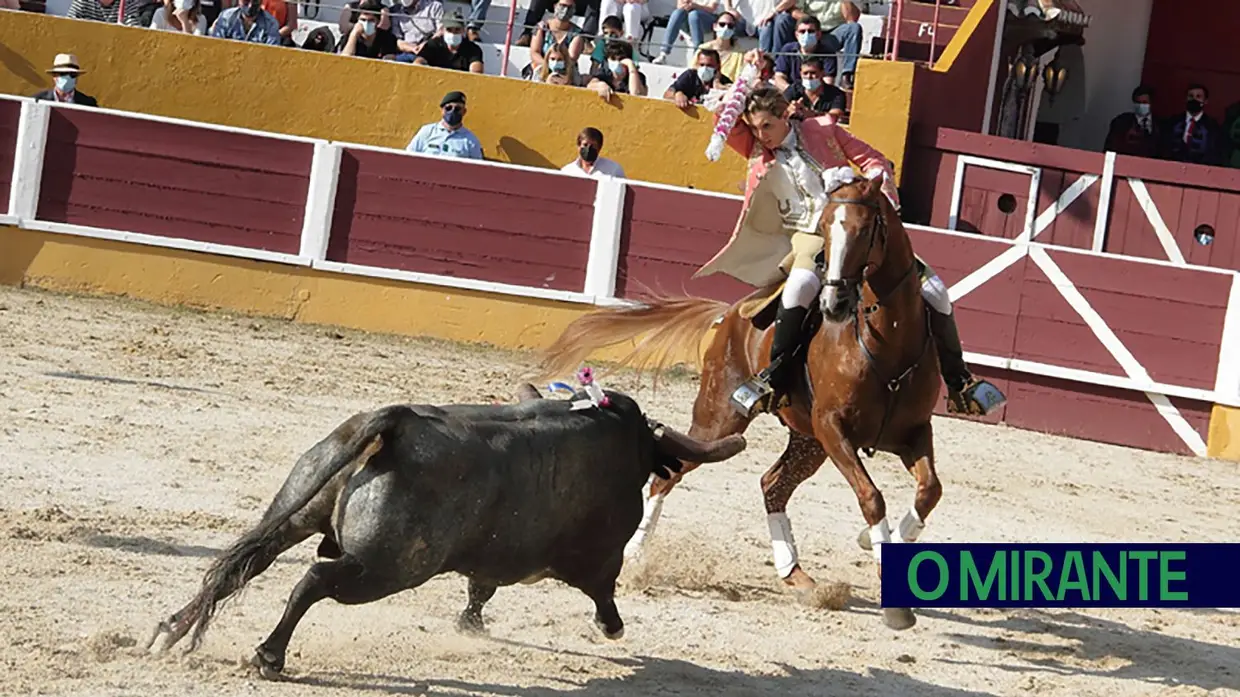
145, 384, 746, 677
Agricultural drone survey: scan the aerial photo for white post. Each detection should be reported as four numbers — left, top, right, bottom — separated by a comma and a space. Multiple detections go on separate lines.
1214, 273, 1240, 405
582, 177, 627, 301
298, 141, 342, 262
1092, 150, 1116, 253
9, 99, 50, 222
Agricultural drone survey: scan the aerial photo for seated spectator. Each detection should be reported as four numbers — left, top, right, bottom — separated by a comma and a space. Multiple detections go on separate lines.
589, 15, 639, 72
149, 0, 207, 34
665, 48, 731, 109
774, 15, 838, 92
413, 13, 484, 73
1160, 83, 1226, 166
533, 41, 586, 87
67, 0, 146, 25
784, 57, 845, 120
696, 10, 744, 82
466, 0, 489, 41
406, 90, 484, 160
599, 0, 648, 41
301, 26, 337, 52
756, 53, 777, 87
562, 127, 626, 178
389, 0, 443, 57
210, 0, 282, 45
262, 0, 299, 46
802, 0, 864, 89
751, 0, 797, 53
1103, 84, 1159, 159
589, 39, 648, 100
340, 0, 400, 59
32, 54, 99, 107
529, 0, 585, 76
653, 0, 719, 65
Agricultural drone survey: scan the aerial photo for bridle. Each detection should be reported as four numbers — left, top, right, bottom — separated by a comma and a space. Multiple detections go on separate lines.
820, 193, 904, 303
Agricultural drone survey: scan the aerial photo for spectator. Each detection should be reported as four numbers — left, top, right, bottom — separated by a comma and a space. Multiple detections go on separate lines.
1160, 83, 1226, 166
755, 53, 777, 87
406, 90, 484, 160
529, 0, 585, 75
340, 0, 400, 59
784, 57, 846, 120
389, 0, 443, 58
773, 15, 837, 92
696, 10, 744, 82
561, 127, 626, 178
32, 54, 99, 107
414, 13, 485, 73
1103, 84, 1159, 159
589, 15, 639, 72
652, 0, 719, 65
67, 0, 146, 25
210, 0, 282, 45
534, 41, 586, 87
665, 47, 732, 109
751, 0, 797, 54
261, 0, 299, 46
301, 26, 337, 52
466, 0, 489, 41
588, 38, 648, 100
149, 0, 207, 34
598, 0, 649, 41
800, 0, 864, 88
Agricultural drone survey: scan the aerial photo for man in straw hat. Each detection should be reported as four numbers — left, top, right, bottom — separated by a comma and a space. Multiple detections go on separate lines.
32, 54, 99, 107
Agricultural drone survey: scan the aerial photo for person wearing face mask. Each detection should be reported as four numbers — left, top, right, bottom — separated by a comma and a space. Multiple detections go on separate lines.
414, 13, 485, 73
150, 0, 208, 34
773, 15, 837, 93
561, 127, 626, 178
534, 42, 585, 86
1160, 83, 1226, 166
32, 54, 98, 107
406, 91, 484, 160
1103, 85, 1159, 159
209, 0, 281, 45
341, 0, 400, 59
528, 0, 586, 77
784, 57, 846, 122
695, 10, 744, 82
388, 0, 444, 60
665, 48, 731, 110
588, 40, 648, 100
589, 16, 638, 74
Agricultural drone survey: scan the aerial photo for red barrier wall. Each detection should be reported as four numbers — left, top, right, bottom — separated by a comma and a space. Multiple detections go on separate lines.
0, 100, 18, 206
326, 148, 595, 293
36, 108, 311, 254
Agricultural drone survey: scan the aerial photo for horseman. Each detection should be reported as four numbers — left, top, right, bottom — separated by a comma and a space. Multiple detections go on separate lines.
694, 49, 1005, 419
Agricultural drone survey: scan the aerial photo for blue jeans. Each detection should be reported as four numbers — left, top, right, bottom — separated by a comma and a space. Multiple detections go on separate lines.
758, 11, 795, 54
660, 8, 716, 54
468, 0, 491, 31
827, 21, 862, 76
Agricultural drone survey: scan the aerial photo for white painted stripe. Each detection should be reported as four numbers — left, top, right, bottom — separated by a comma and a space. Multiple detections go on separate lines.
1029, 246, 1207, 456
1017, 166, 1043, 241
9, 100, 49, 222
298, 142, 342, 262
311, 259, 599, 305
1146, 391, 1209, 456
947, 154, 966, 231
958, 155, 1042, 176
1127, 178, 1187, 266
1092, 151, 1117, 252
630, 178, 745, 201
1031, 174, 1097, 241
1213, 273, 1240, 403
0, 214, 18, 226
45, 99, 325, 145
947, 245, 1028, 303
582, 178, 627, 298
25, 220, 312, 267
339, 140, 591, 180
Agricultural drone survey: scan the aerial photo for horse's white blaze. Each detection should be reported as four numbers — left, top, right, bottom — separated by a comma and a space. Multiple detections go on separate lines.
820, 206, 850, 312
623, 482, 665, 559
869, 517, 892, 563
767, 511, 799, 578
897, 507, 925, 543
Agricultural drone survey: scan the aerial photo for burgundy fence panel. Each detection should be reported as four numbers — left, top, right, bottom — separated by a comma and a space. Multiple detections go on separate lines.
0, 99, 19, 213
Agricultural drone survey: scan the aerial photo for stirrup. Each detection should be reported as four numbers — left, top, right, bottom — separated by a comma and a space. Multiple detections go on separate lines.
946, 378, 1007, 416
729, 368, 791, 418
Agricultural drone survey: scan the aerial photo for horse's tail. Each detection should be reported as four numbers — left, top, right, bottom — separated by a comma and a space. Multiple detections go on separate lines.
532, 295, 732, 387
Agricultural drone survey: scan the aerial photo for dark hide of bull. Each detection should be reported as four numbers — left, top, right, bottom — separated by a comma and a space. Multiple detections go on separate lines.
145, 385, 745, 679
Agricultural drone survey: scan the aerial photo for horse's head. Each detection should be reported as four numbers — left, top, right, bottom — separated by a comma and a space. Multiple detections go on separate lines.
818, 172, 889, 323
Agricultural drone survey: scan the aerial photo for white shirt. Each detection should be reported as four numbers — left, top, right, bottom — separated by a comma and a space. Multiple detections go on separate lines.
561, 156, 626, 179
149, 8, 208, 34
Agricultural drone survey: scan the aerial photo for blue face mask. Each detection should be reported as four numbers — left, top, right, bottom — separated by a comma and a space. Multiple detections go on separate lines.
802, 77, 821, 91
697, 65, 716, 83
607, 59, 624, 76
716, 25, 734, 40
361, 19, 376, 36
796, 31, 815, 48
55, 75, 76, 92
549, 59, 566, 74
443, 106, 463, 126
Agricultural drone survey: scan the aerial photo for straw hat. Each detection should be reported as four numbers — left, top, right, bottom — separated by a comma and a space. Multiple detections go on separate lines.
47, 54, 85, 75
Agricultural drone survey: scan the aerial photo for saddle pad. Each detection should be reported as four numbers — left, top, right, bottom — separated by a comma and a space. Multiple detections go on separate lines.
738, 281, 786, 330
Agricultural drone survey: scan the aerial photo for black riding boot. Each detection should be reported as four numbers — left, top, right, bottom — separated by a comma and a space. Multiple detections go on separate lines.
729, 304, 809, 417
927, 307, 972, 395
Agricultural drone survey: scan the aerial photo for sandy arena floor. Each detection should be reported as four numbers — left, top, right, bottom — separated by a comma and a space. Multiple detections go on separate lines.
1, 284, 1238, 697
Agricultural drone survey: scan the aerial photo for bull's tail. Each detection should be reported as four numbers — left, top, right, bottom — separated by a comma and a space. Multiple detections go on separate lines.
180, 405, 412, 651
532, 294, 732, 388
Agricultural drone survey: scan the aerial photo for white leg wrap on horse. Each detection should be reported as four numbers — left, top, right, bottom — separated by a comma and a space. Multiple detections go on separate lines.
624, 487, 665, 558
782, 268, 821, 309
897, 507, 925, 543
869, 518, 892, 563
920, 272, 953, 315
767, 512, 799, 578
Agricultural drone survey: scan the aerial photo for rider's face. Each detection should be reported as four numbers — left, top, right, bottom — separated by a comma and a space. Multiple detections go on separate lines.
746, 110, 791, 151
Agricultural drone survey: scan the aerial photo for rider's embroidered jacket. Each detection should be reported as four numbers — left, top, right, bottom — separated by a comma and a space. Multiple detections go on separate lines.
694, 112, 901, 288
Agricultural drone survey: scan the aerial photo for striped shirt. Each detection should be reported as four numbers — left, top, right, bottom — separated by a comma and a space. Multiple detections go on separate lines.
67, 0, 149, 26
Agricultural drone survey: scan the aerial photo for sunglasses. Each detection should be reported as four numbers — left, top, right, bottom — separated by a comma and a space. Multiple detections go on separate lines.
717, 21, 735, 28
443, 104, 463, 112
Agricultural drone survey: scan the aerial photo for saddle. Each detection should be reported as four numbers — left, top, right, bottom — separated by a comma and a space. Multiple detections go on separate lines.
737, 281, 788, 331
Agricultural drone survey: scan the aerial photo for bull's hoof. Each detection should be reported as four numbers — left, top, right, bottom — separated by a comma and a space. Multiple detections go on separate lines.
144, 620, 177, 655
883, 607, 917, 630
594, 618, 625, 640
250, 647, 286, 681
456, 611, 487, 636
857, 526, 872, 551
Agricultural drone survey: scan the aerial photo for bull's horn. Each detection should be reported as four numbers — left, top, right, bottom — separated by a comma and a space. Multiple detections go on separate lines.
515, 383, 543, 402
651, 421, 746, 463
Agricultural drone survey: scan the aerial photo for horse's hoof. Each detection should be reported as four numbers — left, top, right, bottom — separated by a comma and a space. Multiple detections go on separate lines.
456, 612, 487, 636
857, 526, 872, 551
782, 565, 818, 593
250, 648, 285, 680
883, 607, 917, 630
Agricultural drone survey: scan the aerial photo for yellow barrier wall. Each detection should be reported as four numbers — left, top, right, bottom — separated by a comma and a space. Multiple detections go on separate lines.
0, 11, 914, 194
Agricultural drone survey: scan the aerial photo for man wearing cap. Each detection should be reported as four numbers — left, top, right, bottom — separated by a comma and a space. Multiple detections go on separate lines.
412, 12, 484, 73
209, 0, 282, 45
406, 91, 484, 160
32, 54, 98, 107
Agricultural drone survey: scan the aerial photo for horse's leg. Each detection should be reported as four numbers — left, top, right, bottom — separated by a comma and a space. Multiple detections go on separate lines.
759, 430, 826, 591
855, 423, 941, 551
816, 421, 916, 630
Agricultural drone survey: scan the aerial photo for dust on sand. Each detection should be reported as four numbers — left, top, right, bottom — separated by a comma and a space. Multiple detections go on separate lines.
1, 285, 1238, 697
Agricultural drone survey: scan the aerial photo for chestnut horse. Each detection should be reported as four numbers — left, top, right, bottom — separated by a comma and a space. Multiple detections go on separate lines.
533, 176, 945, 630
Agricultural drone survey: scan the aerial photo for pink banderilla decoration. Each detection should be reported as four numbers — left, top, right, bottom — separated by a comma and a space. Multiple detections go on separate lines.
705, 62, 759, 162
576, 366, 611, 408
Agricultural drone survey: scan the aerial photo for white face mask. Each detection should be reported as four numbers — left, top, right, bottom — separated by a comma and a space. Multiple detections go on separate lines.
1133, 102, 1151, 117
174, 0, 196, 10
361, 19, 376, 36
697, 65, 716, 83
400, 0, 414, 6
55, 75, 76, 92
607, 59, 624, 76
444, 30, 463, 47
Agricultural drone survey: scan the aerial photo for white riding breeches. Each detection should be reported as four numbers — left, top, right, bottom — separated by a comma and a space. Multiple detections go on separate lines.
920, 270, 952, 315
783, 268, 821, 309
